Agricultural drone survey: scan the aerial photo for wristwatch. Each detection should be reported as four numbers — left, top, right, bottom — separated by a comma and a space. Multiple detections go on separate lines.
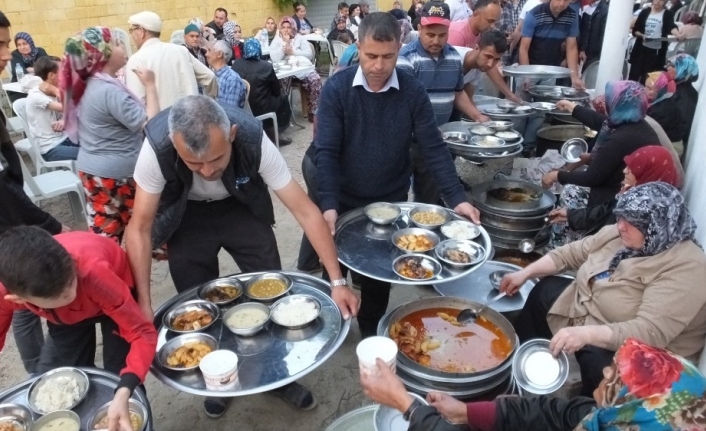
331, 278, 348, 288
403, 398, 423, 421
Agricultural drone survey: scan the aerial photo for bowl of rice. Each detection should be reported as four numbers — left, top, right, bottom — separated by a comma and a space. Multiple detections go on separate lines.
440, 220, 481, 240
27, 368, 89, 415
270, 295, 322, 329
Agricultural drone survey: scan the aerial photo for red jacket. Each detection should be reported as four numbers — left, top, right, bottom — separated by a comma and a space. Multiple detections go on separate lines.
0, 232, 157, 386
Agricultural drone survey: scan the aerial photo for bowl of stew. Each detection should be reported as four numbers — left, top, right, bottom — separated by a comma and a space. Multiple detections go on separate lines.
244, 273, 293, 302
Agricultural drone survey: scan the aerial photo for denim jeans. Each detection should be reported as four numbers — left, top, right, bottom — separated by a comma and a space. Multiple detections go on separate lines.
43, 138, 79, 162
12, 309, 45, 374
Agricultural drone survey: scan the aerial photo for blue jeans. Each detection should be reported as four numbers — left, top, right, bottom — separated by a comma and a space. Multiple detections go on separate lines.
12, 309, 45, 374
43, 138, 79, 162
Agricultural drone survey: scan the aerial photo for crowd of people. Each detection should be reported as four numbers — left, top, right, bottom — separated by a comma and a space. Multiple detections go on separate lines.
0, 0, 704, 430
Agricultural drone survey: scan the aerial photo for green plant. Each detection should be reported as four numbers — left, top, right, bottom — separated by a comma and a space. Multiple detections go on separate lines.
274, 0, 306, 11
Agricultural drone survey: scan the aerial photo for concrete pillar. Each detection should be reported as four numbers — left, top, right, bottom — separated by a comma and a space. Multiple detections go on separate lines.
593, 0, 635, 96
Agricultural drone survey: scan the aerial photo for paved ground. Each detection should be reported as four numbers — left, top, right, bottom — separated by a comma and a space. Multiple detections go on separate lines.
0, 95, 580, 430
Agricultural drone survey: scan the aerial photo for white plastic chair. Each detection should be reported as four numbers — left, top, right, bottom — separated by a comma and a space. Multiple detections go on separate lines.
331, 40, 350, 61
111, 28, 133, 57
583, 61, 600, 90
13, 99, 76, 175
18, 148, 86, 225
242, 81, 280, 149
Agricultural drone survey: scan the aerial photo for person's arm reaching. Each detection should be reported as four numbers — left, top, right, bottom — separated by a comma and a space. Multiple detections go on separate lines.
131, 68, 160, 121
454, 90, 488, 122
125, 57, 146, 101
486, 66, 522, 102
566, 37, 583, 89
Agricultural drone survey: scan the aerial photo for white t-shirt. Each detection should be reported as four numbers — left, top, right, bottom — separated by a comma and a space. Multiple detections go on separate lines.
133, 132, 292, 201
25, 88, 67, 154
520, 0, 543, 20
446, 0, 472, 22
454, 46, 485, 87
644, 10, 665, 50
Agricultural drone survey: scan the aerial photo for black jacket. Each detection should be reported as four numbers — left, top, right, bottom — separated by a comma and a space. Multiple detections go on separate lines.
568, 198, 617, 233
206, 21, 225, 40
10, 48, 48, 82
630, 7, 676, 69
673, 81, 698, 147
647, 97, 683, 142
231, 58, 282, 116
143, 103, 275, 248
292, 15, 314, 33
328, 28, 356, 44
558, 106, 658, 207
0, 117, 61, 235
579, 0, 608, 59
409, 396, 597, 431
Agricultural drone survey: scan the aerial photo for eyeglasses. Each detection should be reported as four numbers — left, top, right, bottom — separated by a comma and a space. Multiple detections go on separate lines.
128, 26, 143, 34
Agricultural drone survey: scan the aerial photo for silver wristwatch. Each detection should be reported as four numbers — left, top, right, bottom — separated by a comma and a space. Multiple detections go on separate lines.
331, 278, 348, 288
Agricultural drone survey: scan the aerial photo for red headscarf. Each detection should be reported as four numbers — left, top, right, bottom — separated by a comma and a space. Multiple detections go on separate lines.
624, 146, 679, 188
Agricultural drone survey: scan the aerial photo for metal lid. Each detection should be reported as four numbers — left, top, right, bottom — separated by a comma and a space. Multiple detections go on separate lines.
374, 393, 428, 431
513, 339, 569, 394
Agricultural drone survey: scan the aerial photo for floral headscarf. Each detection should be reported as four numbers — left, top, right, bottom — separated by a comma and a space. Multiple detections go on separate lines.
243, 38, 262, 60
624, 146, 679, 189
646, 71, 676, 105
594, 81, 648, 152
223, 21, 239, 47
280, 16, 297, 37
609, 182, 698, 270
577, 338, 706, 431
61, 26, 143, 143
14, 32, 39, 65
668, 53, 699, 84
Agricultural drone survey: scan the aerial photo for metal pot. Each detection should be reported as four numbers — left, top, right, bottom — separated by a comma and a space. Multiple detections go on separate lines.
492, 248, 544, 267
482, 223, 550, 242
377, 296, 517, 385
480, 211, 549, 231
536, 125, 588, 157
472, 180, 557, 217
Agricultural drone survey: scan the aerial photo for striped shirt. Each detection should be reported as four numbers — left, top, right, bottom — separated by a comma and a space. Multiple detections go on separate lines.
397, 40, 465, 126
522, 2, 579, 66
214, 66, 247, 110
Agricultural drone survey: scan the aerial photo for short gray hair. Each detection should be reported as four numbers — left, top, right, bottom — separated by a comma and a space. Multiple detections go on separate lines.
213, 40, 232, 63
168, 95, 231, 156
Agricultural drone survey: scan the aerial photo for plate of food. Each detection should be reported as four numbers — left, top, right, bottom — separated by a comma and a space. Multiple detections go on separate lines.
391, 228, 440, 253
434, 239, 486, 268
469, 125, 495, 136
27, 368, 90, 415
157, 333, 217, 371
440, 220, 481, 240
197, 278, 243, 305
407, 204, 451, 229
0, 403, 32, 431
222, 302, 271, 337
270, 294, 322, 329
89, 399, 148, 431
244, 273, 293, 302
162, 300, 219, 333
392, 254, 442, 281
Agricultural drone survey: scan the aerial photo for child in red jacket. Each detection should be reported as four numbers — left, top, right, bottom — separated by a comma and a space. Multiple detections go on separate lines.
0, 227, 157, 431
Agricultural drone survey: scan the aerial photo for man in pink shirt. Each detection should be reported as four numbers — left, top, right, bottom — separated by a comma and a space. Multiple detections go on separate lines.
448, 0, 521, 103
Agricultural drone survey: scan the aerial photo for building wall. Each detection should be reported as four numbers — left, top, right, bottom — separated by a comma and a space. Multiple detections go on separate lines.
0, 0, 284, 57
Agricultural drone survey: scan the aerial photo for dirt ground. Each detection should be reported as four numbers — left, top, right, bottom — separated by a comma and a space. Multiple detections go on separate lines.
0, 96, 562, 430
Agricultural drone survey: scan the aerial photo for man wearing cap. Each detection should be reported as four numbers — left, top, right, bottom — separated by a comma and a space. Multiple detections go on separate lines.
315, 12, 481, 339
396, 1, 483, 204
206, 7, 228, 40
183, 23, 208, 68
126, 11, 217, 109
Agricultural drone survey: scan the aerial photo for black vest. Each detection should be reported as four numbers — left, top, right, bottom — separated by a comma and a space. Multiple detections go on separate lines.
144, 103, 276, 248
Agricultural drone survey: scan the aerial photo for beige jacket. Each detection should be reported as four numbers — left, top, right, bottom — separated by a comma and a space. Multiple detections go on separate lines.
126, 38, 217, 109
547, 225, 706, 361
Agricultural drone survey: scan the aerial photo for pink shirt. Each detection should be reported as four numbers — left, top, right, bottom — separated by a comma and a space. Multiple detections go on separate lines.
448, 20, 480, 48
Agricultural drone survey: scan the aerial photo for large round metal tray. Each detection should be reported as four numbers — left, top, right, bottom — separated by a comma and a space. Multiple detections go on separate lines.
151, 271, 350, 397
433, 261, 537, 313
471, 180, 557, 217
502, 65, 572, 79
335, 203, 491, 285
377, 297, 516, 384
441, 122, 525, 160
527, 85, 590, 102
325, 405, 377, 431
0, 368, 153, 431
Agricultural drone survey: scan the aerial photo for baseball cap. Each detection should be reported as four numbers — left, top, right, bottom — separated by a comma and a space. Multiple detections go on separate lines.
128, 11, 163, 33
421, 1, 451, 26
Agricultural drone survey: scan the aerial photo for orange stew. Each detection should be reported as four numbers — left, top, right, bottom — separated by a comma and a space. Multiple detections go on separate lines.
389, 307, 512, 373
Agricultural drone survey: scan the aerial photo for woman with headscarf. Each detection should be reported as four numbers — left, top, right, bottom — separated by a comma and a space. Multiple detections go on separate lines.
264, 17, 278, 46
362, 338, 706, 431
223, 22, 245, 63
502, 182, 706, 396
61, 27, 160, 243
645, 71, 683, 155
9, 32, 48, 102
270, 16, 322, 122
667, 53, 699, 157
549, 146, 680, 246
543, 81, 659, 209
232, 39, 293, 146
328, 15, 357, 44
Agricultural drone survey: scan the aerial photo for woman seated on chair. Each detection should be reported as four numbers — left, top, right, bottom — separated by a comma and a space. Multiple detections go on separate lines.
666, 53, 699, 158
232, 39, 292, 146
674, 11, 703, 41
328, 15, 357, 44
61, 27, 160, 243
501, 182, 706, 397
223, 22, 245, 63
645, 71, 684, 156
9, 32, 48, 103
361, 338, 706, 431
270, 17, 322, 123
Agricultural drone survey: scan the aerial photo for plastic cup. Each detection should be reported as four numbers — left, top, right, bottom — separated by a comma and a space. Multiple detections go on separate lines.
356, 336, 398, 376
199, 350, 238, 391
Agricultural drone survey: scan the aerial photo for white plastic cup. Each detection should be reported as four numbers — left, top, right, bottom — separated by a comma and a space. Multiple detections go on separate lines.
356, 336, 398, 376
199, 350, 239, 391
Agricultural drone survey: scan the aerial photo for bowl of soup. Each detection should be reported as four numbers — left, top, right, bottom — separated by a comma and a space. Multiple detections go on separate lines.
30, 411, 79, 431
244, 273, 293, 302
364, 202, 401, 225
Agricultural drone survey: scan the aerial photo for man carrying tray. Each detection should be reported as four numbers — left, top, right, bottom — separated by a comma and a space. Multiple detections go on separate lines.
125, 95, 359, 417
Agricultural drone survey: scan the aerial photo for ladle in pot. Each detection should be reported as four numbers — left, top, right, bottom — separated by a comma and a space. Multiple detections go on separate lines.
518, 217, 550, 253
457, 292, 507, 324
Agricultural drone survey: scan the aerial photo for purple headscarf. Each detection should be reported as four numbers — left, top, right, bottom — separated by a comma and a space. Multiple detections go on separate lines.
14, 32, 39, 64
593, 81, 648, 152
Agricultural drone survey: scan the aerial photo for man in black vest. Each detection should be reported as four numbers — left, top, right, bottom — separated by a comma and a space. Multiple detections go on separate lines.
125, 95, 358, 417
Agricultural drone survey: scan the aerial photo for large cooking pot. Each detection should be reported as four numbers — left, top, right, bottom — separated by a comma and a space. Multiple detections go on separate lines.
480, 210, 549, 231
482, 223, 551, 242
377, 296, 517, 385
491, 248, 544, 267
536, 125, 588, 157
472, 180, 556, 217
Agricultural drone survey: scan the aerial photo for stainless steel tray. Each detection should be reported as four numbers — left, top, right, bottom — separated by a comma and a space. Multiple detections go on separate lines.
0, 367, 153, 431
433, 261, 537, 313
527, 85, 590, 102
471, 180, 557, 217
502, 65, 572, 79
325, 405, 377, 431
335, 203, 491, 285
151, 271, 350, 397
